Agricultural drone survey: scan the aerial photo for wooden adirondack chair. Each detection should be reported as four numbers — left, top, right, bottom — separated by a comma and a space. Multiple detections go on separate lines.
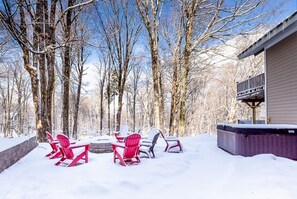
55, 134, 90, 167
160, 131, 183, 153
114, 125, 129, 142
45, 131, 62, 159
139, 129, 160, 158
112, 133, 141, 166
114, 132, 125, 142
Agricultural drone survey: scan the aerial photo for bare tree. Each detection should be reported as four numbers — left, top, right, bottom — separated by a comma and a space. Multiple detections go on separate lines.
96, 0, 141, 131
95, 52, 108, 135
0, 66, 14, 137
173, 0, 270, 136
12, 62, 31, 135
161, 2, 185, 135
72, 12, 90, 139
129, 58, 143, 131
0, 0, 94, 141
135, 0, 166, 131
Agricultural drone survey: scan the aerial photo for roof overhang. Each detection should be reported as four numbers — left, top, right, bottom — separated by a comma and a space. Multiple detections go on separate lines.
238, 11, 297, 59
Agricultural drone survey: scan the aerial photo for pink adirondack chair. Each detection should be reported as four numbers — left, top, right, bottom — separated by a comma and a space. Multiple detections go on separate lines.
55, 134, 90, 167
112, 133, 141, 166
114, 132, 125, 142
114, 125, 130, 142
160, 131, 183, 153
45, 131, 61, 159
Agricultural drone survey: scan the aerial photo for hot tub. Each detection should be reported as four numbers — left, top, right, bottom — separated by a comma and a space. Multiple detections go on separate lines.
217, 124, 297, 160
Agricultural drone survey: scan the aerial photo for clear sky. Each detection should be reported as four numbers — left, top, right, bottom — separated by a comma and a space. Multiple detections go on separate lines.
274, 0, 297, 21
84, 0, 297, 90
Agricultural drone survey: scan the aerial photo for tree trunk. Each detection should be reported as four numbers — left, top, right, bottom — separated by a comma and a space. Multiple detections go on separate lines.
158, 71, 166, 131
17, 87, 22, 134
179, 50, 190, 137
178, 3, 195, 137
45, 0, 57, 134
169, 52, 179, 136
135, 0, 163, 130
62, 0, 73, 137
23, 48, 42, 141
116, 87, 124, 131
132, 89, 136, 132
151, 45, 160, 129
99, 83, 104, 134
31, 0, 46, 141
72, 50, 83, 139
107, 69, 111, 135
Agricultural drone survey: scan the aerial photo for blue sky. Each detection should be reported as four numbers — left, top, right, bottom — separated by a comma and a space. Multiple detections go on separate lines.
84, 0, 297, 88
273, 0, 297, 21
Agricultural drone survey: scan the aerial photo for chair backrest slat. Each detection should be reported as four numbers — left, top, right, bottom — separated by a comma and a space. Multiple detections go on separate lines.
147, 129, 159, 141
124, 133, 141, 159
151, 132, 160, 146
46, 131, 58, 151
57, 134, 74, 159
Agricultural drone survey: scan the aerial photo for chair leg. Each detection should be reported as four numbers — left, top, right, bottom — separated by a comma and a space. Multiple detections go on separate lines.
135, 156, 140, 163
164, 143, 169, 152
167, 141, 183, 153
45, 151, 55, 157
114, 151, 126, 166
49, 151, 61, 159
118, 155, 127, 166
68, 152, 86, 167
114, 153, 117, 163
139, 150, 149, 158
151, 149, 155, 158
55, 158, 66, 166
85, 150, 89, 163
178, 141, 183, 152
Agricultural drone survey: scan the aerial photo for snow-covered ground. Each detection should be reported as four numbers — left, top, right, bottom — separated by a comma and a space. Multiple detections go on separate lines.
1, 134, 297, 199
0, 135, 35, 152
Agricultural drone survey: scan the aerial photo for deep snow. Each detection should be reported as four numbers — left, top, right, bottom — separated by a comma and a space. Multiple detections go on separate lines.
1, 135, 297, 199
0, 135, 35, 152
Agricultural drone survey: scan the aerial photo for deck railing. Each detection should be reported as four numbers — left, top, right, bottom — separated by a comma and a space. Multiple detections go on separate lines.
236, 73, 265, 99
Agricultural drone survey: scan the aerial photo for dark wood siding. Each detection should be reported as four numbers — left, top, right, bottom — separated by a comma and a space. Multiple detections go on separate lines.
266, 31, 297, 124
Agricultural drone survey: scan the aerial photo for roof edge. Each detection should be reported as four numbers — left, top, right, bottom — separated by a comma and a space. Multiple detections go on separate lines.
238, 11, 297, 60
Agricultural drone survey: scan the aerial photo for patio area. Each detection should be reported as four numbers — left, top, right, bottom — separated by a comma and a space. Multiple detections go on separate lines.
1, 135, 297, 199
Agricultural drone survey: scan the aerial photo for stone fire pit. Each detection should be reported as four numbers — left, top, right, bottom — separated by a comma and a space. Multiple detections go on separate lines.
89, 139, 113, 153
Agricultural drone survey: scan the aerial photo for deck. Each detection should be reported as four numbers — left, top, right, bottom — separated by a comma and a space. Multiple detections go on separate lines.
236, 73, 265, 101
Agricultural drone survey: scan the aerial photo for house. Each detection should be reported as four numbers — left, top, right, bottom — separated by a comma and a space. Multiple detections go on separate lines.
217, 11, 297, 160
237, 11, 297, 124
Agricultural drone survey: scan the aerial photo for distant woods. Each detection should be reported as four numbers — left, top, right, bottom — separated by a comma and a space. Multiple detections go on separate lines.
0, 0, 282, 140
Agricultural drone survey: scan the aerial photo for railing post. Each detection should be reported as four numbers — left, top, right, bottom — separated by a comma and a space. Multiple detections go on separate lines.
248, 76, 251, 90
252, 101, 256, 124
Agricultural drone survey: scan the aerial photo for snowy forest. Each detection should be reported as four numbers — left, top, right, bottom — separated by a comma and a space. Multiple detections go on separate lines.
0, 0, 289, 141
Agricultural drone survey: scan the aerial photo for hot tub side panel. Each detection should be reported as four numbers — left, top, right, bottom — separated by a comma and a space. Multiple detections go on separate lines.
217, 126, 297, 160
217, 129, 241, 155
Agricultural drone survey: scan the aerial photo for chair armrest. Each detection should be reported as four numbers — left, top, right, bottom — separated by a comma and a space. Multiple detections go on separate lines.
111, 142, 125, 148
165, 136, 179, 141
141, 140, 152, 144
69, 142, 90, 149
140, 143, 151, 147
112, 142, 126, 151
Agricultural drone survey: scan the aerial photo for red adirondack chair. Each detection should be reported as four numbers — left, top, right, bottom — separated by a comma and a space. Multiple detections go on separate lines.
112, 133, 141, 166
160, 131, 183, 153
45, 131, 61, 159
114, 125, 130, 142
114, 132, 125, 142
55, 134, 90, 167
